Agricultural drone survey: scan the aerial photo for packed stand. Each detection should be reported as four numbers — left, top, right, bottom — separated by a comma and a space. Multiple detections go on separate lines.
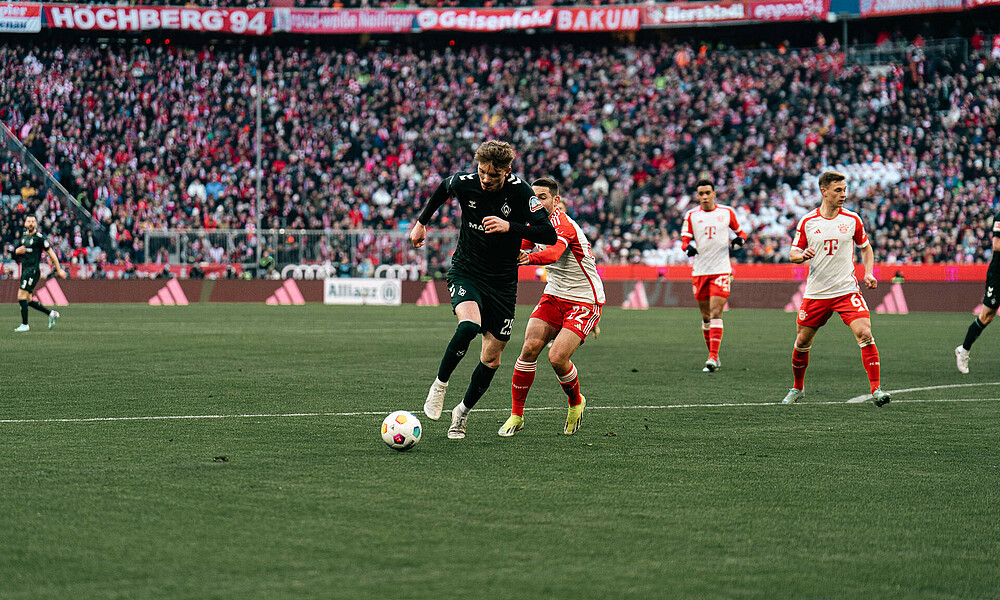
0, 158, 105, 276
1, 38, 998, 278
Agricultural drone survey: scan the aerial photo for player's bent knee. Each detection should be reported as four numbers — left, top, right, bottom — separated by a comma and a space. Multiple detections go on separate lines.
482, 357, 502, 369
548, 350, 573, 371
519, 341, 545, 362
455, 320, 481, 342
550, 360, 572, 374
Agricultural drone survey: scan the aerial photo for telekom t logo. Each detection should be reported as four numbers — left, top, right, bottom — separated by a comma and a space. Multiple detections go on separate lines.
705, 226, 717, 239
823, 239, 839, 255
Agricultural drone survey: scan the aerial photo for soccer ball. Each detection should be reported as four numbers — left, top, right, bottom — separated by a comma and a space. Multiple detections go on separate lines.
381, 410, 421, 451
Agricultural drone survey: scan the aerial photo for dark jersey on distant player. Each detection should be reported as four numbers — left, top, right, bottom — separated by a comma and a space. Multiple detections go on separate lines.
989, 211, 1000, 277
18, 232, 50, 271
980, 211, 1000, 309
419, 172, 556, 287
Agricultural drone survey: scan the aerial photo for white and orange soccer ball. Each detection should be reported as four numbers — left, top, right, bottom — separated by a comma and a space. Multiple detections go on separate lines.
381, 410, 422, 451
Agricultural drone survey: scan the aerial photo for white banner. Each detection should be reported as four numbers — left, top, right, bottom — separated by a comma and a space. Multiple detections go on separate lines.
324, 278, 401, 306
0, 3, 41, 33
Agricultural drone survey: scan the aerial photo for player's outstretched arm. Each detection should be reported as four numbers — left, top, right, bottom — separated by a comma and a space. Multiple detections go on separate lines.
46, 247, 67, 278
411, 178, 452, 248
504, 220, 556, 245
524, 238, 568, 266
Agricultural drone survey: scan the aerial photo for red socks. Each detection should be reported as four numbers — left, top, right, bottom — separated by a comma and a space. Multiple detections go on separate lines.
702, 321, 711, 351
790, 343, 880, 393
513, 359, 585, 413
511, 359, 536, 416
558, 363, 582, 406
792, 347, 809, 390
708, 318, 723, 360
860, 342, 881, 393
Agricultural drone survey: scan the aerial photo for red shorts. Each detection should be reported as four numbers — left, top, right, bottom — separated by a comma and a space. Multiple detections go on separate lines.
529, 294, 602, 341
692, 274, 732, 302
797, 292, 871, 329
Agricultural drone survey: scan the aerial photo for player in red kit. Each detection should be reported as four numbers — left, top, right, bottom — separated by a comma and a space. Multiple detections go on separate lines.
782, 171, 891, 407
500, 178, 605, 437
681, 179, 747, 372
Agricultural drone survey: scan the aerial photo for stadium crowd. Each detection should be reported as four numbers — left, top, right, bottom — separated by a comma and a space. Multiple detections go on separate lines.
1, 36, 998, 277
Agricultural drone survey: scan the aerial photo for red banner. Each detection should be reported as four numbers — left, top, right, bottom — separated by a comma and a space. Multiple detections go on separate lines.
858, 0, 962, 16
644, 0, 828, 26
749, 0, 829, 21
554, 7, 642, 31
0, 2, 41, 33
44, 5, 272, 34
521, 263, 989, 282
65, 263, 242, 279
274, 8, 415, 34
644, 2, 747, 26
966, 0, 1000, 7
415, 7, 553, 31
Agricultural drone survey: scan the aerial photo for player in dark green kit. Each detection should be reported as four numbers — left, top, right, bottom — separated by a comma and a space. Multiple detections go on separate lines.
955, 210, 1000, 373
410, 140, 557, 439
14, 215, 67, 332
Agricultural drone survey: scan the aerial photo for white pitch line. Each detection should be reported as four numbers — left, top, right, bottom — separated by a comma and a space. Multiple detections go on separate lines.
2, 396, 1000, 424
845, 381, 1000, 403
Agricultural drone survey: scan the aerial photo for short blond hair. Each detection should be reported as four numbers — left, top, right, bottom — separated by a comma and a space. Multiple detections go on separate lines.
474, 140, 516, 171
818, 171, 846, 190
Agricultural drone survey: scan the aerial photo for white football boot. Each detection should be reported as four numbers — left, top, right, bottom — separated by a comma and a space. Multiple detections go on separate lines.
447, 405, 468, 440
423, 378, 448, 420
781, 388, 803, 404
955, 346, 970, 374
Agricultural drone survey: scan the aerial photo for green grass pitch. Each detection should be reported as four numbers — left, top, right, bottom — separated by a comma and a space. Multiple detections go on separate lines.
2, 304, 998, 599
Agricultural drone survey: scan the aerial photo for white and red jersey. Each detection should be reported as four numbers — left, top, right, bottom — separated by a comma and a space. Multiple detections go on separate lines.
521, 208, 605, 305
682, 204, 746, 276
793, 207, 870, 299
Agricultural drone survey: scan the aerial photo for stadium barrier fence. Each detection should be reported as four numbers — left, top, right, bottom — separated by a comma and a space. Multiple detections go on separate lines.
0, 278, 988, 312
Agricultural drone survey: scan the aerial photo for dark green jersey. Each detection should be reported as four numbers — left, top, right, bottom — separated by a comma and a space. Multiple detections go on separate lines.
419, 172, 556, 287
989, 211, 1000, 278
18, 232, 50, 271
